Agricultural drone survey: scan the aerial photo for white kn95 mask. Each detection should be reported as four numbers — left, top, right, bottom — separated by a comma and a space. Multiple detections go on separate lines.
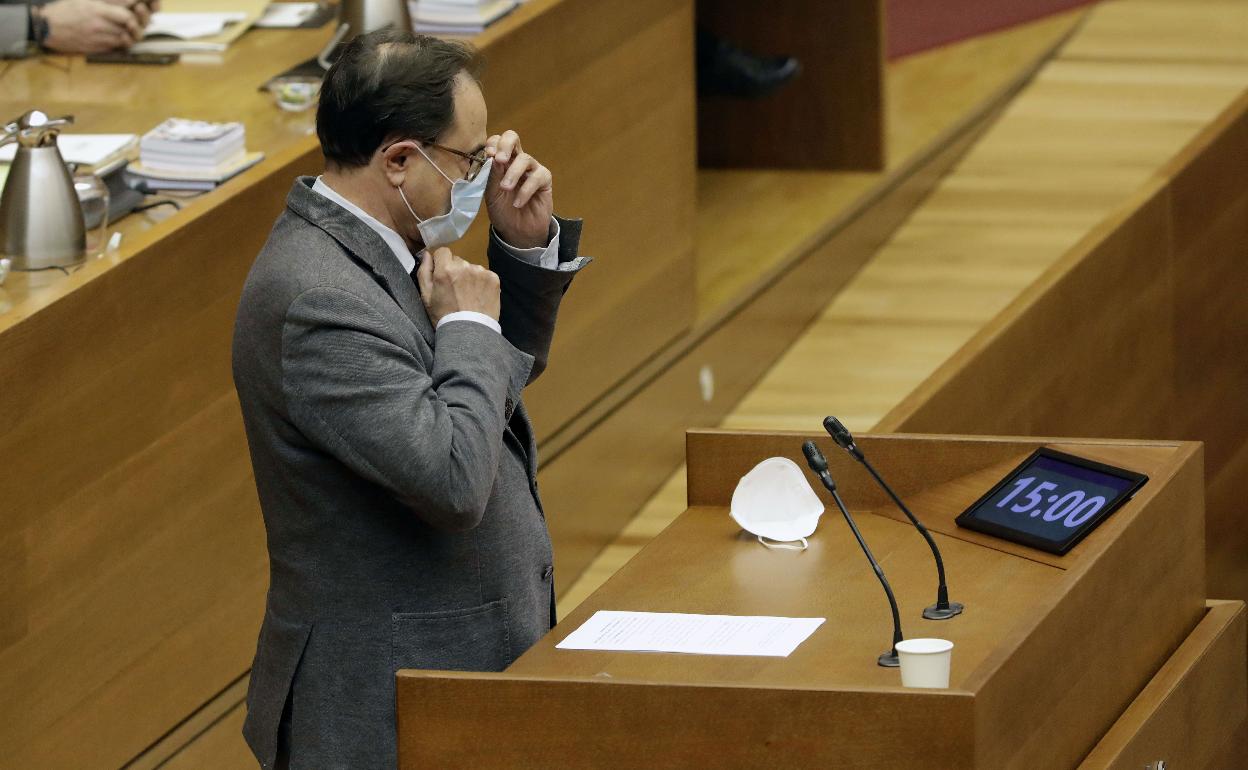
730, 457, 825, 550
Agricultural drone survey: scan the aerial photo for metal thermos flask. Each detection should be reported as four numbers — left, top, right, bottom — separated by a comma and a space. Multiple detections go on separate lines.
341, 0, 411, 38
0, 110, 86, 270
317, 0, 411, 69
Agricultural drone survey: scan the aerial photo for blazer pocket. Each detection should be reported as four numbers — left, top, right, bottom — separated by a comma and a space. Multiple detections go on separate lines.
391, 598, 511, 674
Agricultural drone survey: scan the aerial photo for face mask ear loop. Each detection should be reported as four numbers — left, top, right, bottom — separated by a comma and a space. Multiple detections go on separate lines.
758, 535, 809, 551
397, 184, 424, 224
415, 143, 456, 184
396, 142, 456, 224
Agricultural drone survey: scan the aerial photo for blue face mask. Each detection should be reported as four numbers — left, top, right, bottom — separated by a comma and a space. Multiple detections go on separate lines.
397, 148, 492, 250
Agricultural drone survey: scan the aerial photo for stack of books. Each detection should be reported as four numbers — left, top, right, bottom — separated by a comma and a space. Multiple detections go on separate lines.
410, 0, 518, 36
129, 118, 263, 191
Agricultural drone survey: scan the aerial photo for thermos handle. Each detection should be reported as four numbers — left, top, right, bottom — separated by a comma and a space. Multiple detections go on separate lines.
0, 120, 18, 147
34, 117, 74, 131
6, 112, 75, 147
26, 116, 74, 142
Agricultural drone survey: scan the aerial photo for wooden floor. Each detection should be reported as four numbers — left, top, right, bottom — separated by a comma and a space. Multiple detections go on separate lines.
559, 0, 1248, 618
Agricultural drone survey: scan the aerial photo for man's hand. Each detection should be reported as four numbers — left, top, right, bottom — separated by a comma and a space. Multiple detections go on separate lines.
415, 247, 501, 327
41, 0, 149, 53
117, 0, 157, 28
484, 130, 553, 250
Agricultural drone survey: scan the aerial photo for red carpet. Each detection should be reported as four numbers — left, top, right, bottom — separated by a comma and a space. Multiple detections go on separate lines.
886, 0, 1098, 59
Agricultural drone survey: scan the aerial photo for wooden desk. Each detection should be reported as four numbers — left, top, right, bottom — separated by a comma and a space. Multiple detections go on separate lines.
0, 0, 697, 436
0, 3, 696, 766
0, 27, 332, 254
397, 430, 1235, 768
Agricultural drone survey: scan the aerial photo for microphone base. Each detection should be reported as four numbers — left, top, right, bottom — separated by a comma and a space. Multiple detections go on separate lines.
923, 601, 965, 621
877, 650, 900, 668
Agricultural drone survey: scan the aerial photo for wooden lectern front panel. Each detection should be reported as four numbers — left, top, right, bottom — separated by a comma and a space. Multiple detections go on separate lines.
1079, 600, 1247, 770
398, 674, 974, 768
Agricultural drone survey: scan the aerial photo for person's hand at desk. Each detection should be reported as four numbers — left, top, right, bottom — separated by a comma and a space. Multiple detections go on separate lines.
35, 0, 156, 53
485, 130, 555, 250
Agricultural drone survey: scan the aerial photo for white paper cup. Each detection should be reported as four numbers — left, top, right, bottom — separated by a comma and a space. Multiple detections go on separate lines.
896, 638, 954, 688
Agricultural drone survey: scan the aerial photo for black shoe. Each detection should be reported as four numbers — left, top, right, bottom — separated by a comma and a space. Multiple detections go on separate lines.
696, 27, 802, 99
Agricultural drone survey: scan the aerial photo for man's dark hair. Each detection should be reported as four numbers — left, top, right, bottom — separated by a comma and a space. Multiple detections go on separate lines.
316, 28, 483, 168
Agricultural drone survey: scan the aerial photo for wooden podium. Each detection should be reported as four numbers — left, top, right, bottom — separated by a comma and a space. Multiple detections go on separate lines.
396, 431, 1246, 767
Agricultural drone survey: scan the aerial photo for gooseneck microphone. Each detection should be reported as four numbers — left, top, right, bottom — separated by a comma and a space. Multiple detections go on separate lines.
802, 441, 903, 668
824, 416, 964, 620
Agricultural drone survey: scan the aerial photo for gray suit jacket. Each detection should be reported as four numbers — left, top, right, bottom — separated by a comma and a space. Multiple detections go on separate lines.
0, 0, 40, 59
232, 178, 588, 769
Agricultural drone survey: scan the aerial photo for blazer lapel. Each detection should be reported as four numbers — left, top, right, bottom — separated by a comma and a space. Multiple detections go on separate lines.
285, 177, 436, 348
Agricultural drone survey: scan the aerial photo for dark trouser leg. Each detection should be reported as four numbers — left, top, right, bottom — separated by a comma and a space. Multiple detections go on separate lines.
695, 26, 802, 99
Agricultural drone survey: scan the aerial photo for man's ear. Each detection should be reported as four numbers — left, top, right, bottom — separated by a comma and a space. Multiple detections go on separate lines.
381, 141, 417, 187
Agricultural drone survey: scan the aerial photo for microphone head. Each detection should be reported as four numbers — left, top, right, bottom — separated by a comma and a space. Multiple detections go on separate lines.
801, 441, 828, 473
823, 416, 856, 452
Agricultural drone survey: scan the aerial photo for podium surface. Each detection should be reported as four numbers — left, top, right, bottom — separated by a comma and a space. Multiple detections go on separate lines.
398, 431, 1237, 767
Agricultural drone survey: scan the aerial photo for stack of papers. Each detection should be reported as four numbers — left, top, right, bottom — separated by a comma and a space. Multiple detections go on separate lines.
143, 11, 247, 40
254, 2, 320, 28
410, 0, 517, 36
556, 611, 826, 657
131, 118, 262, 190
132, 0, 268, 53
0, 133, 137, 173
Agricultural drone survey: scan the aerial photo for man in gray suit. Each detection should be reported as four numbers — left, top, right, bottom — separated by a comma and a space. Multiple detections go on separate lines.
1, 0, 153, 58
232, 28, 589, 769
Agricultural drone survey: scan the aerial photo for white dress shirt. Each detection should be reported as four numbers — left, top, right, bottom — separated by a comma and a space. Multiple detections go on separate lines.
311, 177, 561, 334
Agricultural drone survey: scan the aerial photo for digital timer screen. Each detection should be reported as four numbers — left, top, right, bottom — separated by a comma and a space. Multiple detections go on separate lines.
955, 448, 1148, 555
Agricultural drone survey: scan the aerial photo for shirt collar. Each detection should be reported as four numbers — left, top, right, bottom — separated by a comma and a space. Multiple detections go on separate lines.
311, 176, 425, 274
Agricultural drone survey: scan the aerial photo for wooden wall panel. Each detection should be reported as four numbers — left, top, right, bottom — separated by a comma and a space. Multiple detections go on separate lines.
696, 0, 885, 170
0, 152, 305, 537
1208, 720, 1248, 770
1165, 93, 1248, 471
1165, 101, 1248, 603
880, 183, 1176, 440
0, 145, 306, 766
877, 92, 1248, 606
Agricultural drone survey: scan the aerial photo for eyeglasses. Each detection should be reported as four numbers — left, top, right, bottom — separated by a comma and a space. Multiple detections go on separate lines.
427, 142, 488, 181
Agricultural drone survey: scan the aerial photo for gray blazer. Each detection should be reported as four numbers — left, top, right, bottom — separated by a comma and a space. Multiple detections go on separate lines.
0, 0, 43, 59
232, 178, 588, 769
